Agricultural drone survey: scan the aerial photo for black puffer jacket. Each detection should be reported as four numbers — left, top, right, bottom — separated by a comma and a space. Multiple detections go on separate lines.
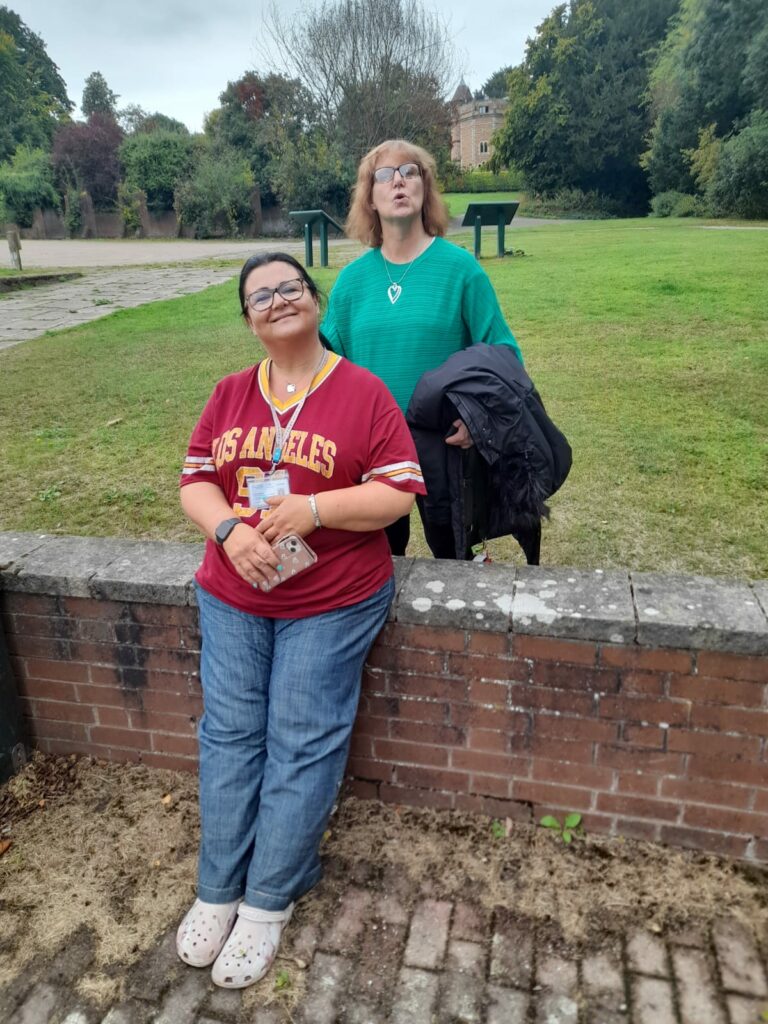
406, 344, 572, 563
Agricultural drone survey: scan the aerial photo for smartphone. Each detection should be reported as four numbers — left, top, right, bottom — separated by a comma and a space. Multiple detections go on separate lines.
260, 534, 318, 592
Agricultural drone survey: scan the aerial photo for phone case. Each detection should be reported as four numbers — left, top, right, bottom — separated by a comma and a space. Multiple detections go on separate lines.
260, 534, 318, 591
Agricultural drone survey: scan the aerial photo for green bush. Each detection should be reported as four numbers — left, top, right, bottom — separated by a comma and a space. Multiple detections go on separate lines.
268, 134, 353, 224
63, 187, 82, 237
651, 191, 687, 217
174, 147, 255, 238
0, 146, 59, 227
117, 182, 144, 236
440, 166, 523, 192
120, 131, 197, 211
706, 112, 768, 220
672, 193, 706, 218
522, 187, 626, 219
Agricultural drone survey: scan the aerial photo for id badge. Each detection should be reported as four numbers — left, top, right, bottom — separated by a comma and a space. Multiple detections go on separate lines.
247, 469, 290, 510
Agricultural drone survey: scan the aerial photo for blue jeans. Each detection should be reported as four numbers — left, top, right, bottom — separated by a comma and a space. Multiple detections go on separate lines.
194, 576, 394, 911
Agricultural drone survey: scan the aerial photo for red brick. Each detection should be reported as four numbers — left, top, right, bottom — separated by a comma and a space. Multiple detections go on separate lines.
470, 773, 512, 798
353, 714, 390, 739
396, 699, 449, 725
36, 737, 92, 758
531, 663, 619, 693
67, 641, 121, 665
596, 745, 686, 775
76, 682, 134, 709
660, 825, 750, 859
24, 658, 88, 683
753, 789, 768, 814
686, 755, 768, 787
511, 684, 596, 717
74, 618, 116, 642
6, 614, 72, 639
533, 714, 617, 743
141, 648, 200, 673
600, 645, 694, 674
469, 679, 509, 705
532, 759, 614, 790
140, 690, 202, 716
683, 804, 768, 836
130, 709, 197, 733
597, 792, 680, 822
452, 749, 528, 776
467, 728, 509, 753
350, 733, 374, 758
5, 635, 69, 660
391, 674, 466, 701
89, 726, 152, 751
381, 623, 466, 652
661, 777, 753, 810
126, 624, 182, 649
9, 656, 25, 679
152, 732, 198, 756
95, 706, 132, 728
690, 705, 768, 737
139, 751, 197, 773
379, 783, 454, 811
365, 695, 400, 718
529, 736, 594, 764
391, 720, 462, 745
87, 665, 121, 686
179, 626, 201, 649
348, 757, 395, 782
512, 635, 598, 666
4, 592, 61, 616
447, 652, 526, 681
614, 817, 661, 842
21, 698, 94, 724
131, 603, 195, 626
696, 651, 768, 684
669, 674, 765, 708
135, 669, 196, 694
343, 777, 379, 801
600, 695, 689, 726
616, 772, 660, 796
617, 671, 665, 696
621, 725, 666, 748
27, 719, 89, 743
373, 739, 449, 767
366, 646, 445, 675
60, 596, 126, 620
450, 703, 528, 732
395, 764, 470, 792
753, 838, 768, 860
667, 730, 760, 760
513, 778, 594, 811
19, 678, 78, 703
467, 632, 511, 655
453, 793, 532, 821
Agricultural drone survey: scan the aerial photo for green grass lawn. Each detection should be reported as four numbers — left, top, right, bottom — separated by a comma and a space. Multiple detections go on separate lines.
1, 218, 766, 577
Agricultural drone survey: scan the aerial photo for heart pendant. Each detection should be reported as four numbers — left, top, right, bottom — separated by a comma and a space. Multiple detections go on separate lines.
387, 283, 402, 304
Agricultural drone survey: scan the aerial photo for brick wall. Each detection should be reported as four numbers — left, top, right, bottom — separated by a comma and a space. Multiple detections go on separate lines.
1, 533, 767, 862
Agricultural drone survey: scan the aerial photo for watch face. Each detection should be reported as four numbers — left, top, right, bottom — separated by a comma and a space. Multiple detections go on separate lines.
216, 518, 238, 544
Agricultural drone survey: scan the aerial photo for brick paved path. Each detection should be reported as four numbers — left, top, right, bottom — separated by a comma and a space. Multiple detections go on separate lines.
2, 863, 767, 1024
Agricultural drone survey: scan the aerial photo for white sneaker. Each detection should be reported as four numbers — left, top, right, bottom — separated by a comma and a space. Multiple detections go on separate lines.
211, 901, 294, 988
176, 898, 240, 968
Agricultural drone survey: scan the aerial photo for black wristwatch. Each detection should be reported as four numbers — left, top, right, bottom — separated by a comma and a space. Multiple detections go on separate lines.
214, 517, 241, 546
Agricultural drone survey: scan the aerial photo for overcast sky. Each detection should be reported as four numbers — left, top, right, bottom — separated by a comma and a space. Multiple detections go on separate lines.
10, 0, 557, 132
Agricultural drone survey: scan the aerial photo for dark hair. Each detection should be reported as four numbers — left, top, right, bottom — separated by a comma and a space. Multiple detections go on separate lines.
238, 251, 323, 320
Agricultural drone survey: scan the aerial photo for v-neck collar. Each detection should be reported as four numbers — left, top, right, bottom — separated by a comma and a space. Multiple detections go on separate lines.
257, 350, 341, 413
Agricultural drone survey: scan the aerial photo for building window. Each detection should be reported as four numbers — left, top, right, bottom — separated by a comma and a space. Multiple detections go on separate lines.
479, 142, 489, 154
479, 105, 489, 113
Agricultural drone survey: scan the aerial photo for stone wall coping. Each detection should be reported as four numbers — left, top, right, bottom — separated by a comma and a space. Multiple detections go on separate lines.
1, 532, 767, 654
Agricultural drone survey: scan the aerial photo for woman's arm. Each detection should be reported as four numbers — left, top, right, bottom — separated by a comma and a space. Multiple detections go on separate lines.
181, 481, 281, 587
255, 482, 415, 542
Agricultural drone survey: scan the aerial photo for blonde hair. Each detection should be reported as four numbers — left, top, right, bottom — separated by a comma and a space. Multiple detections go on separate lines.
345, 139, 449, 248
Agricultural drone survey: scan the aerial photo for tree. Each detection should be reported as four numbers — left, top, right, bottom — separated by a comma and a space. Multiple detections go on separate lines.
52, 113, 123, 209
707, 110, 768, 219
0, 145, 58, 225
118, 104, 189, 135
120, 130, 197, 210
260, 0, 457, 160
490, 0, 678, 210
477, 66, 513, 99
82, 71, 118, 120
0, 7, 72, 162
174, 145, 255, 237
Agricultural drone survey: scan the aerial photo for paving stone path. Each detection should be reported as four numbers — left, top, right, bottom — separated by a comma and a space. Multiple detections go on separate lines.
2, 863, 767, 1024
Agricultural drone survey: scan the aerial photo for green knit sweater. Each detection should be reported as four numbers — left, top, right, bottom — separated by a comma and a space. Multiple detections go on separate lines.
321, 237, 523, 412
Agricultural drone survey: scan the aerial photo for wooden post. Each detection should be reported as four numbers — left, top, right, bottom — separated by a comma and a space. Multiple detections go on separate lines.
7, 228, 22, 271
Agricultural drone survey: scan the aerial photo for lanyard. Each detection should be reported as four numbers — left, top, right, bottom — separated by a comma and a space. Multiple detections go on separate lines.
264, 350, 327, 474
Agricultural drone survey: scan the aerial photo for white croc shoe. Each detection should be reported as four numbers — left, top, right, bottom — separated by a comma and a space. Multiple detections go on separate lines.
176, 898, 240, 968
211, 901, 294, 988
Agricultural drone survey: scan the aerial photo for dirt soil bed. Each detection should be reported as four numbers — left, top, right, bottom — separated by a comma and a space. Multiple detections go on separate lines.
1, 753, 767, 1006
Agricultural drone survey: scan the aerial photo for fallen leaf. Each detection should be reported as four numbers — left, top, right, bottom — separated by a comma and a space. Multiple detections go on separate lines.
161, 794, 173, 807
0, 840, 12, 857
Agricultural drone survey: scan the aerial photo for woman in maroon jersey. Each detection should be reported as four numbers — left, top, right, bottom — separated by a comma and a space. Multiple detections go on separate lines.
176, 252, 425, 989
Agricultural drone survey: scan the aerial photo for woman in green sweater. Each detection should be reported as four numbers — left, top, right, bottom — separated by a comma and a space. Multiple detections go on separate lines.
321, 138, 523, 557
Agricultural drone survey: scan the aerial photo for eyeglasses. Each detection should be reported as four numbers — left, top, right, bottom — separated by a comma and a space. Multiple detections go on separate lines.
372, 163, 421, 184
246, 278, 305, 311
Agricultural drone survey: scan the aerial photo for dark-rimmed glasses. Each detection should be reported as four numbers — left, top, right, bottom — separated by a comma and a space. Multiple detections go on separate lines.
373, 163, 421, 184
246, 278, 305, 312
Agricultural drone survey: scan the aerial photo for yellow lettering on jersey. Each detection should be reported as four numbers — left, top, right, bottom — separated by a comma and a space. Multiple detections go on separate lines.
292, 430, 309, 468
239, 427, 258, 460
255, 426, 275, 462
321, 439, 336, 478
307, 434, 323, 473
282, 431, 300, 462
221, 428, 242, 463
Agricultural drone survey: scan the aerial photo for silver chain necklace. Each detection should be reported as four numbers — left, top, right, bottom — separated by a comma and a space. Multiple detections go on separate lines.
381, 238, 434, 304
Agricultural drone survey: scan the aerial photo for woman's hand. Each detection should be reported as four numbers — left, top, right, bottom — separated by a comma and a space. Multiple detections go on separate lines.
445, 418, 474, 449
222, 522, 283, 590
255, 493, 315, 543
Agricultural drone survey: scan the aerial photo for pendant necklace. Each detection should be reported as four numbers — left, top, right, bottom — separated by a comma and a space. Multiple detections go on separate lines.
265, 347, 328, 472
381, 237, 434, 304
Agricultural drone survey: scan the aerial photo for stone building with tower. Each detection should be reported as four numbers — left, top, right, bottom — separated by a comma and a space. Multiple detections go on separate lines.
450, 82, 508, 169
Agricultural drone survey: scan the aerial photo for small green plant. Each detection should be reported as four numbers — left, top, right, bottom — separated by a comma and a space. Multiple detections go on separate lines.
274, 968, 291, 990
490, 819, 506, 839
37, 484, 62, 503
540, 813, 584, 845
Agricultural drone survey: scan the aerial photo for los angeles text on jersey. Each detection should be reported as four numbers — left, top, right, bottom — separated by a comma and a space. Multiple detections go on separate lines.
212, 426, 336, 479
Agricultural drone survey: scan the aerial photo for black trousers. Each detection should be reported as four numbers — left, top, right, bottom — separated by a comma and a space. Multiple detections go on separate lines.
384, 498, 472, 560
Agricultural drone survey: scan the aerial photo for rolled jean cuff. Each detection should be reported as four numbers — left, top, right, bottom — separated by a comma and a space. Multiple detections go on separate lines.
246, 863, 323, 912
198, 881, 244, 904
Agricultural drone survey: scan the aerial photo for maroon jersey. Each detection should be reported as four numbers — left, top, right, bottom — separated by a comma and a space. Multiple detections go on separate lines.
181, 353, 425, 618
